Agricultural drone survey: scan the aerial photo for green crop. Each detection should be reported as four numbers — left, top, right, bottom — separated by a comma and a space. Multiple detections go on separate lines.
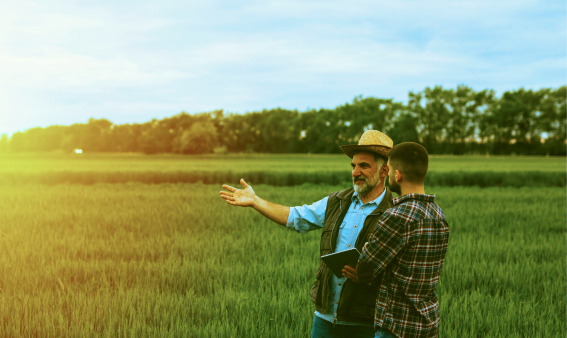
0, 154, 564, 187
1, 153, 564, 173
0, 183, 564, 337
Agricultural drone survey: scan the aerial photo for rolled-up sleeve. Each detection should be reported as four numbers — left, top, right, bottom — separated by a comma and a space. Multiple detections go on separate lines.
286, 196, 329, 233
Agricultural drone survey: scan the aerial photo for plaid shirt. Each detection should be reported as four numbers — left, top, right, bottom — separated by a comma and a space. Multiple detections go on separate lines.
359, 193, 449, 338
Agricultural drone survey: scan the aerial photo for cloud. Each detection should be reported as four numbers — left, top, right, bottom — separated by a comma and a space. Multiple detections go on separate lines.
0, 0, 564, 135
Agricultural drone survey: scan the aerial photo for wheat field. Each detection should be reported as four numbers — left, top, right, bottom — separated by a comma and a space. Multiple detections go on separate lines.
0, 181, 564, 337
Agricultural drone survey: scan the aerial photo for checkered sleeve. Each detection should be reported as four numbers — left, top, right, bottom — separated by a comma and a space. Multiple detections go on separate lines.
359, 210, 406, 275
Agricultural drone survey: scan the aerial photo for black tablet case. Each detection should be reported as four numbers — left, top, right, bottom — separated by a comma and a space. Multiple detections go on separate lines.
321, 248, 361, 278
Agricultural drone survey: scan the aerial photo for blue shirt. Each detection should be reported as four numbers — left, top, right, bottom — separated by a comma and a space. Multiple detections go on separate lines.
286, 188, 387, 326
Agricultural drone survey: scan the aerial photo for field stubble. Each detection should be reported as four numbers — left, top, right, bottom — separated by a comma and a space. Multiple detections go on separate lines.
0, 183, 564, 337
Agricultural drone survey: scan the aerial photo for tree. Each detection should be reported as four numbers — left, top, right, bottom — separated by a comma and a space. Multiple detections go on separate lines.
254, 108, 301, 153
174, 121, 218, 154
481, 88, 546, 154
386, 113, 420, 144
137, 119, 172, 154
407, 86, 452, 154
109, 124, 140, 152
538, 86, 566, 155
334, 96, 401, 151
444, 86, 495, 154
4, 85, 564, 156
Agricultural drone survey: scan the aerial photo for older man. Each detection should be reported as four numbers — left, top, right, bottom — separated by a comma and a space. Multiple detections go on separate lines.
220, 130, 394, 338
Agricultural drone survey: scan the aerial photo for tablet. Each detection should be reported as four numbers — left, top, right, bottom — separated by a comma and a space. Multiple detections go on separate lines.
321, 248, 360, 278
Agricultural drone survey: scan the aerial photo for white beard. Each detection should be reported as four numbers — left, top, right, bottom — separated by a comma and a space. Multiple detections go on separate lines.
353, 172, 381, 197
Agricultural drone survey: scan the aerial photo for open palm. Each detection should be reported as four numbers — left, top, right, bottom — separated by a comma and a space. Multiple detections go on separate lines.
220, 179, 256, 207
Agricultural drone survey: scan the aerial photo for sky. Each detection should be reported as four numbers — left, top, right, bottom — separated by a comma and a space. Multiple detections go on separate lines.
0, 0, 565, 136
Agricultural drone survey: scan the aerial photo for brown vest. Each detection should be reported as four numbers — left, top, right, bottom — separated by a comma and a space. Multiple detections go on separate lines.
309, 187, 393, 324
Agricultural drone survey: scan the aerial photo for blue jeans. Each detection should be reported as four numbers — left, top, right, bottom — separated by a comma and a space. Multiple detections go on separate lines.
310, 315, 375, 338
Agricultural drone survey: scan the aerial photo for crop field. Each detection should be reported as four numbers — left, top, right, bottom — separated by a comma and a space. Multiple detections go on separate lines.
1, 153, 565, 173
0, 179, 565, 337
0, 154, 565, 187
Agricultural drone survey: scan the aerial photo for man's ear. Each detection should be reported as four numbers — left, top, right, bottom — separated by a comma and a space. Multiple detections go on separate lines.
395, 169, 402, 183
380, 163, 389, 177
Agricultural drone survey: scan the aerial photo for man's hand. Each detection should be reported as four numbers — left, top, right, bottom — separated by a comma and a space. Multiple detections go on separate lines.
342, 265, 361, 284
220, 179, 256, 207
220, 179, 290, 225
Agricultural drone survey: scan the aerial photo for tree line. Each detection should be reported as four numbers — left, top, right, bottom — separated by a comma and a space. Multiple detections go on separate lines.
1, 85, 565, 155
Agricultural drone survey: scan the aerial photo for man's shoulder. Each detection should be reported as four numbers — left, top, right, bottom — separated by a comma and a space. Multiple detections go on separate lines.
385, 200, 425, 225
329, 187, 355, 201
388, 198, 446, 226
323, 188, 354, 219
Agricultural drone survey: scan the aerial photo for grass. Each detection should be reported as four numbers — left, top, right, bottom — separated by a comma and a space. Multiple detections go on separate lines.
1, 170, 564, 188
0, 153, 565, 173
0, 183, 564, 337
0, 154, 565, 187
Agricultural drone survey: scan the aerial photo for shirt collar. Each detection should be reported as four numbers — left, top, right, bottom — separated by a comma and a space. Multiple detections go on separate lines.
393, 193, 435, 206
352, 188, 387, 205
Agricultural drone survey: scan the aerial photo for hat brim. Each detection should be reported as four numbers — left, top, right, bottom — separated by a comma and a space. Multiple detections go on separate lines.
340, 145, 391, 159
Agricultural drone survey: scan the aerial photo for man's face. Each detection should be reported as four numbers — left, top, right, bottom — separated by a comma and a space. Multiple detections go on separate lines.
387, 160, 401, 195
351, 152, 381, 197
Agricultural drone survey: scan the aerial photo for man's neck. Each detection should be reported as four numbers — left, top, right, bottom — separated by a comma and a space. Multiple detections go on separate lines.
359, 184, 385, 204
399, 184, 425, 197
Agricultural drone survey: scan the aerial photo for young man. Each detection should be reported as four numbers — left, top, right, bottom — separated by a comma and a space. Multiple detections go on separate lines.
220, 130, 394, 338
351, 142, 450, 338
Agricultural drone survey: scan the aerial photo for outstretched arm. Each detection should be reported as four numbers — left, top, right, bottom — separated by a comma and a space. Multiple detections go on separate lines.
220, 179, 290, 226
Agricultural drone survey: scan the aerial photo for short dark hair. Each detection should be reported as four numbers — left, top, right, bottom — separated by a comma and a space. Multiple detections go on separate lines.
353, 150, 387, 165
388, 142, 428, 184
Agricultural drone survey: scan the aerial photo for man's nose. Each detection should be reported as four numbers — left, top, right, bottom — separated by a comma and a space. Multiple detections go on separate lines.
352, 166, 361, 177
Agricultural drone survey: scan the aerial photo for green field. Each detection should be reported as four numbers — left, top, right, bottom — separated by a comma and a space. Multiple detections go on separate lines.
0, 154, 565, 187
1, 153, 565, 173
0, 182, 565, 337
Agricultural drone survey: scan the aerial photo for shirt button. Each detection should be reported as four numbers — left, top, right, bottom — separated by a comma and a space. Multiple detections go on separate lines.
354, 226, 357, 228
361, 207, 364, 210
338, 283, 341, 286
348, 245, 351, 247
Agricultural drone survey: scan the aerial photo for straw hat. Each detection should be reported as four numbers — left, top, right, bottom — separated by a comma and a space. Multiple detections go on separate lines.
340, 130, 394, 158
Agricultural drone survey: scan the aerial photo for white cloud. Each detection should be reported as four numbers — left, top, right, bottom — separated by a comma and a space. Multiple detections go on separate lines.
0, 0, 564, 135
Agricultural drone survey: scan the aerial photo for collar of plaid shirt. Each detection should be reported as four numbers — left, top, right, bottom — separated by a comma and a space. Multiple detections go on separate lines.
392, 193, 435, 206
